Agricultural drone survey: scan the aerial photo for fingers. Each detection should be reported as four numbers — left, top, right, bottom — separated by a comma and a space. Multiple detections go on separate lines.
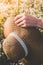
20, 24, 30, 27
17, 20, 28, 27
19, 21, 32, 27
21, 24, 28, 27
14, 14, 23, 21
15, 16, 24, 24
17, 20, 25, 26
14, 14, 30, 27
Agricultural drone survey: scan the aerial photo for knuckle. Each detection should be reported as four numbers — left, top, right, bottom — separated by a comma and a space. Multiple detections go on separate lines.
24, 23, 27, 26
24, 21, 27, 25
23, 14, 26, 19
24, 20, 26, 23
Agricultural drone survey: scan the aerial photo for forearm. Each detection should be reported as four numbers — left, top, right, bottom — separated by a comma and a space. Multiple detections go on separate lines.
34, 18, 43, 29
14, 14, 43, 28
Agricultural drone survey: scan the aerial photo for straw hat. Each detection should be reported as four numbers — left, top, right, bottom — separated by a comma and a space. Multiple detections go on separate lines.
3, 16, 43, 65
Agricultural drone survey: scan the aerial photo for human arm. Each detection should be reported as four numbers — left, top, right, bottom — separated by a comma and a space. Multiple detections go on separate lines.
14, 14, 43, 29
36, 18, 43, 29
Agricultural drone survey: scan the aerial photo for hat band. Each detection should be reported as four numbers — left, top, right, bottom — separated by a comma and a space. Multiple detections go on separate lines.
9, 32, 28, 57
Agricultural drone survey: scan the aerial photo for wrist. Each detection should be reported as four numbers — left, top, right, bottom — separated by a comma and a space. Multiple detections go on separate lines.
33, 16, 43, 29
36, 18, 43, 28
32, 17, 38, 27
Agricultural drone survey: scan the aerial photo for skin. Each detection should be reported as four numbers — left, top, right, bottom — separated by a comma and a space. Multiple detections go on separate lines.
14, 14, 43, 28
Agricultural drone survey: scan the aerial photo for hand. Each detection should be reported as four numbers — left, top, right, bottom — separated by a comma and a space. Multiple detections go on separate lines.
14, 14, 37, 27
